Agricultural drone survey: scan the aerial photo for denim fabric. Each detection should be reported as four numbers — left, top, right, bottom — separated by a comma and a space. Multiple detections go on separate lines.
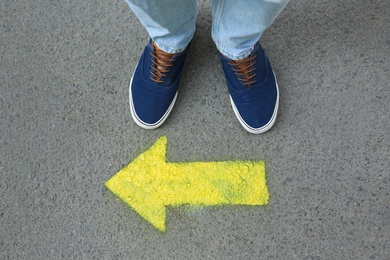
124, 0, 288, 59
124, 0, 198, 54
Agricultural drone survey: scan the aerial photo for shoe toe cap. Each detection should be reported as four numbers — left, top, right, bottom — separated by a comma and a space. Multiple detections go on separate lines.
131, 80, 178, 126
235, 94, 278, 129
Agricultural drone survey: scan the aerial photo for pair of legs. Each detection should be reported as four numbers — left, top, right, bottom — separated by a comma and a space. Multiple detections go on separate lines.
125, 0, 289, 133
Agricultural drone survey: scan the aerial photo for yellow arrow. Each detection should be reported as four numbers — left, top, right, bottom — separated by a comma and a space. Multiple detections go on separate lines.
105, 136, 269, 232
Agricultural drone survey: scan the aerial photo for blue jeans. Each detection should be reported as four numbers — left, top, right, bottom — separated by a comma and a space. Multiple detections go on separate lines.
124, 0, 288, 60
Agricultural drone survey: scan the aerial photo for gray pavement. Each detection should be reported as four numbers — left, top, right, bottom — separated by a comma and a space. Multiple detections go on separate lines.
1, 0, 389, 259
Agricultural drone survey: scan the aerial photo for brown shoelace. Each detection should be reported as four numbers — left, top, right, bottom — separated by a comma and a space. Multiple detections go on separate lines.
150, 42, 175, 83
228, 53, 257, 87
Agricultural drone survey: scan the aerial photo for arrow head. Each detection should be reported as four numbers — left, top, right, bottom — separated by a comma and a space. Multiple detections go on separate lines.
105, 136, 169, 231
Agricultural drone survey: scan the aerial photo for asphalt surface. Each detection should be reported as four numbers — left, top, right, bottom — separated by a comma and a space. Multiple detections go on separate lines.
1, 0, 389, 259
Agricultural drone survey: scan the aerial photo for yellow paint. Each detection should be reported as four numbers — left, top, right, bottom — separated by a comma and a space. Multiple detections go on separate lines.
105, 136, 269, 232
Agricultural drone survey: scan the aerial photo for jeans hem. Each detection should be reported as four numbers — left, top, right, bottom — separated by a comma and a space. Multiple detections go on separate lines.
152, 38, 191, 54
214, 40, 255, 60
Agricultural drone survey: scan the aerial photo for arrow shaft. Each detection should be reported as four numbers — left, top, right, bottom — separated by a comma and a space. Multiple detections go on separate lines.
148, 161, 267, 206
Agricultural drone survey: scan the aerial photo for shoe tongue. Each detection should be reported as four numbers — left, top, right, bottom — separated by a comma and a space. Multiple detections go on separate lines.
236, 60, 251, 81
151, 42, 175, 83
153, 42, 174, 65
233, 55, 256, 87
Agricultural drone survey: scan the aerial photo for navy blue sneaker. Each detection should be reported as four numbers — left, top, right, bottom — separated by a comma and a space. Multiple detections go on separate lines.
129, 39, 190, 129
219, 42, 279, 134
